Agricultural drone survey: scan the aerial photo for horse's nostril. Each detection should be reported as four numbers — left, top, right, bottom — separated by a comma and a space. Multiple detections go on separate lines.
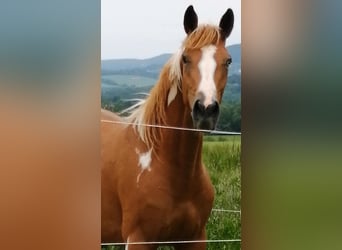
206, 101, 219, 116
192, 100, 219, 130
194, 99, 205, 113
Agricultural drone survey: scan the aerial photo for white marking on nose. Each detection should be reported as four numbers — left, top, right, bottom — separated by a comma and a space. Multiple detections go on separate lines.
135, 148, 152, 184
198, 45, 217, 108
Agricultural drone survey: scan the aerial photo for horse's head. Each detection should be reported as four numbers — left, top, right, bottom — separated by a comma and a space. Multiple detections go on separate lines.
180, 6, 234, 130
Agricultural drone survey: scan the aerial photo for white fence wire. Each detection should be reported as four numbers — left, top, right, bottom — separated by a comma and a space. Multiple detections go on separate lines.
101, 119, 241, 135
101, 239, 241, 246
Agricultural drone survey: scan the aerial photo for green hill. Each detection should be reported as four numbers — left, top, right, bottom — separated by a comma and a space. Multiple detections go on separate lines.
101, 44, 241, 78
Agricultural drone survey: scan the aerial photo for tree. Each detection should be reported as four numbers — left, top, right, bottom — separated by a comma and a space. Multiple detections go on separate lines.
217, 101, 241, 132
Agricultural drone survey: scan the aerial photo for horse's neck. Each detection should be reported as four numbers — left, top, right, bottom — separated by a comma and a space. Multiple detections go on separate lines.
157, 90, 203, 175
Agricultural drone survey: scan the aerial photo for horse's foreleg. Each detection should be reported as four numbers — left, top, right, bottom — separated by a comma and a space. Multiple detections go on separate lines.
124, 232, 157, 250
174, 229, 207, 250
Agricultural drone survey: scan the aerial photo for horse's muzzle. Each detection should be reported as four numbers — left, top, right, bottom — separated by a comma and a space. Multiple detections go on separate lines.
192, 99, 219, 130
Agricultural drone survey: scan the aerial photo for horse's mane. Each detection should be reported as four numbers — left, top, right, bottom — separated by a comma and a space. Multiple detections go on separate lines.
126, 25, 221, 148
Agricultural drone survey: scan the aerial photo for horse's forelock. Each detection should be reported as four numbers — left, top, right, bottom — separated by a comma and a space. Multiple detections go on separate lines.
183, 25, 221, 49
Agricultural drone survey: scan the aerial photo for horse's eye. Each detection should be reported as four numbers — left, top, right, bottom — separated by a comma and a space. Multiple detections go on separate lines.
182, 54, 190, 64
224, 58, 232, 67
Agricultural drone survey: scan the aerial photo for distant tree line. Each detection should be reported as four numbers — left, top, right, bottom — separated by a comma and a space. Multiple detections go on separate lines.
216, 101, 241, 132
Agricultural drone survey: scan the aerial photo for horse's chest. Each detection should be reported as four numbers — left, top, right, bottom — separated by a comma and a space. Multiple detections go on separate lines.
125, 166, 214, 239
163, 202, 203, 238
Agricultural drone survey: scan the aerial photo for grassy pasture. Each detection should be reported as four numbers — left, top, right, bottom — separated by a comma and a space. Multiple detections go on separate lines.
102, 136, 241, 250
203, 136, 241, 250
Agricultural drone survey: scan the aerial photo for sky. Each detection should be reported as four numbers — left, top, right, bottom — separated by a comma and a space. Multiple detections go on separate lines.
101, 0, 241, 60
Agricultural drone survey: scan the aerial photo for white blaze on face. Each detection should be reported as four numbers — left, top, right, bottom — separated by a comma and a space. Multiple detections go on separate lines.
135, 148, 152, 184
198, 45, 217, 108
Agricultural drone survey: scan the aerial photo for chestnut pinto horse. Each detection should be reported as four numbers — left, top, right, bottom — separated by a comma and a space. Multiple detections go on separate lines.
101, 5, 234, 250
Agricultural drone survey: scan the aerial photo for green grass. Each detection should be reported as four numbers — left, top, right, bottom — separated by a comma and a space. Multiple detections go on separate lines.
102, 136, 241, 250
204, 136, 241, 250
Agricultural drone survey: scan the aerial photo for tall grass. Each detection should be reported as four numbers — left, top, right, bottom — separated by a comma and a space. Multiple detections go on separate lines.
203, 136, 241, 250
102, 136, 241, 250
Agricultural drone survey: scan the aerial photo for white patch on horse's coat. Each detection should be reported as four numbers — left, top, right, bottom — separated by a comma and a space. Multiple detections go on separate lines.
135, 148, 152, 184
198, 45, 217, 108
136, 148, 152, 170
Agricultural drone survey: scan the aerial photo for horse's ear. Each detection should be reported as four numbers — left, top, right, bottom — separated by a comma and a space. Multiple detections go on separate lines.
183, 5, 198, 35
219, 8, 234, 40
